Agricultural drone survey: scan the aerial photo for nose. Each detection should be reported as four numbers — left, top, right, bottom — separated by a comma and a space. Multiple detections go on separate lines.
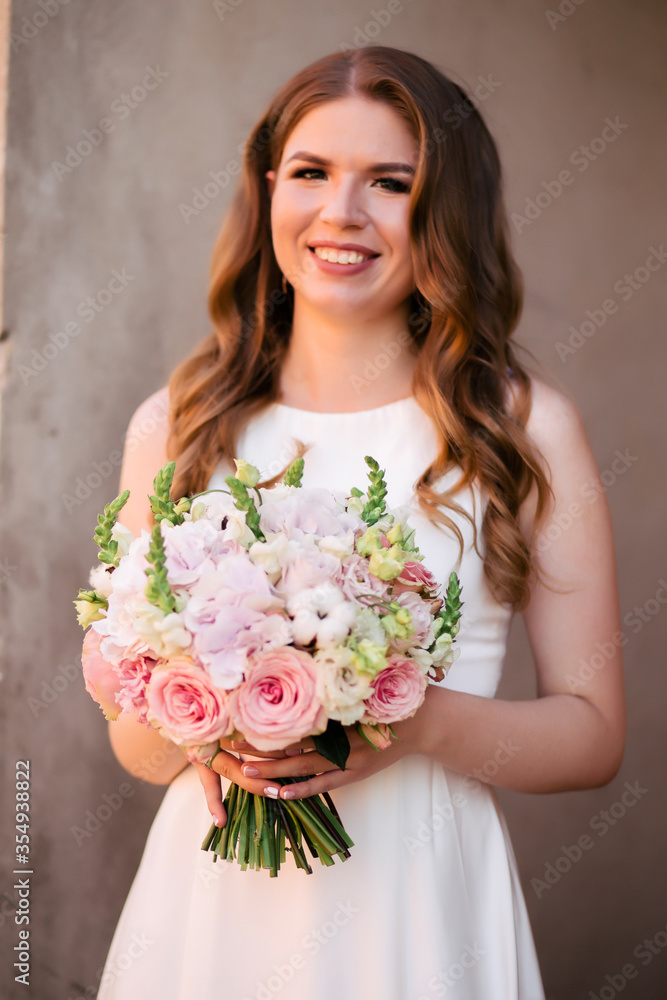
318, 176, 367, 229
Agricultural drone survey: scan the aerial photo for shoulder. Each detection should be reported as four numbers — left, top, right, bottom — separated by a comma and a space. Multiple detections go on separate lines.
118, 386, 171, 535
508, 374, 598, 536
505, 373, 588, 475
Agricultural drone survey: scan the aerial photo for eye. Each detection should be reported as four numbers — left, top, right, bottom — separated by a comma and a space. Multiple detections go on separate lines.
373, 177, 411, 194
291, 167, 327, 180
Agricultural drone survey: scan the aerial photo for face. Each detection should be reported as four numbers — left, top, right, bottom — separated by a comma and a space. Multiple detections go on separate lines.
265, 96, 418, 322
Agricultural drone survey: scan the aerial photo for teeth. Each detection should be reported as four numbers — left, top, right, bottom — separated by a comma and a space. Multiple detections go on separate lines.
313, 246, 369, 264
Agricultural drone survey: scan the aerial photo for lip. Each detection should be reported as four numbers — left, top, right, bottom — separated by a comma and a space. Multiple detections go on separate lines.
308, 245, 379, 276
308, 239, 381, 257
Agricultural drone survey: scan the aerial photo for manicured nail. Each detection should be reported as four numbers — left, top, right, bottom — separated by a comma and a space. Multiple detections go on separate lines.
281, 788, 296, 799
232, 740, 248, 749
264, 786, 279, 798
213, 816, 222, 827
243, 765, 259, 777
285, 748, 302, 756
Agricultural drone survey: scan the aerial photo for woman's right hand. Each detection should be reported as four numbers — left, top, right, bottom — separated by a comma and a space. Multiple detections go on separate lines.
193, 737, 313, 827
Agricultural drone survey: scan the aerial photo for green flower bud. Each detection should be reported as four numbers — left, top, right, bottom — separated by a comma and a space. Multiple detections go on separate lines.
355, 525, 384, 557
233, 459, 261, 487
348, 638, 388, 677
368, 543, 407, 581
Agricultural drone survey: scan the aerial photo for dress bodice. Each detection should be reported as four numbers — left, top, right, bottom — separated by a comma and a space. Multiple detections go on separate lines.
206, 396, 513, 699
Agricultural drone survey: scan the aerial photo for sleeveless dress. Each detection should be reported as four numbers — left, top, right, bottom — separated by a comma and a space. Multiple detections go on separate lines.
96, 396, 545, 1000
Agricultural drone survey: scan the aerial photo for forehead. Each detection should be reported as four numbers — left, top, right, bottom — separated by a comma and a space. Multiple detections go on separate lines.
280, 96, 418, 166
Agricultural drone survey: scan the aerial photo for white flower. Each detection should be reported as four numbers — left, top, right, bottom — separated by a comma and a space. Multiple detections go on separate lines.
405, 646, 433, 674
431, 633, 461, 674
133, 603, 192, 658
287, 582, 357, 646
248, 533, 298, 583
318, 531, 355, 559
110, 521, 134, 559
351, 607, 387, 647
314, 646, 372, 725
88, 563, 114, 599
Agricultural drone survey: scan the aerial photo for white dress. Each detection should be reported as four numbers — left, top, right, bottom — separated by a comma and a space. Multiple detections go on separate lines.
97, 396, 545, 1000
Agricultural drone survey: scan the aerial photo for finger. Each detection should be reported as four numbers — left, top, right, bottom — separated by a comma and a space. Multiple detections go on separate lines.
240, 751, 337, 780
278, 770, 344, 800
209, 748, 285, 801
223, 738, 289, 759
283, 736, 316, 755
193, 763, 227, 827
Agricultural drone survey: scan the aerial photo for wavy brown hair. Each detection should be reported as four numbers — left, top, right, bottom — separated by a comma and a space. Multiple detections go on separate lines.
167, 46, 554, 612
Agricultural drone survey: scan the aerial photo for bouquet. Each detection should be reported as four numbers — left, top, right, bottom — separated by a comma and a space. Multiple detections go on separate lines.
75, 454, 462, 875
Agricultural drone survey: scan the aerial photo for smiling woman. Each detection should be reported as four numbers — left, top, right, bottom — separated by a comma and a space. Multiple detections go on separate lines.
96, 45, 625, 1000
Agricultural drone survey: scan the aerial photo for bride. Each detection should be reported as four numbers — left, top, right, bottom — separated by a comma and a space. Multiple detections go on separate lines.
96, 45, 626, 1000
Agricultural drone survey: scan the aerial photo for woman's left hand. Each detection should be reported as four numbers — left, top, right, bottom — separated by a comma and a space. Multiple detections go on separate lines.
237, 708, 425, 800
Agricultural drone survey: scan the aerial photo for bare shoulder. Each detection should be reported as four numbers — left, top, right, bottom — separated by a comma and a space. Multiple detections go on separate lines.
509, 374, 598, 537
118, 386, 172, 535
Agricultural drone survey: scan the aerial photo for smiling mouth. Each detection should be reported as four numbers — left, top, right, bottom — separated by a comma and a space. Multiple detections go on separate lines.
308, 246, 380, 265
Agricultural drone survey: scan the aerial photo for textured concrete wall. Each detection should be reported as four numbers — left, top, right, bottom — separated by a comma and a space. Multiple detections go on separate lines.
1, 1, 665, 997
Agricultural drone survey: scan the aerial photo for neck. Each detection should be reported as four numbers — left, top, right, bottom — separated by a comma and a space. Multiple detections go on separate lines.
278, 296, 418, 412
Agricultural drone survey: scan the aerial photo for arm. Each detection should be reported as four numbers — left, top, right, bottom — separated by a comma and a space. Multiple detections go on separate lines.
245, 379, 627, 799
105, 386, 190, 786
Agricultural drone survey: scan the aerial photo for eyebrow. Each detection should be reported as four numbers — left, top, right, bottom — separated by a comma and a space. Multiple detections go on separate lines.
285, 151, 415, 175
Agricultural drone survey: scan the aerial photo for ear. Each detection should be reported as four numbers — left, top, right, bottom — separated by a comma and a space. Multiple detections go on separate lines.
265, 169, 276, 197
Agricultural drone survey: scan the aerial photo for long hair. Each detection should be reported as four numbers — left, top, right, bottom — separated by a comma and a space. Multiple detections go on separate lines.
167, 46, 554, 612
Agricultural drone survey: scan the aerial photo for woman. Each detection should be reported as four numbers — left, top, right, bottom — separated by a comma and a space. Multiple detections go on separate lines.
98, 46, 625, 999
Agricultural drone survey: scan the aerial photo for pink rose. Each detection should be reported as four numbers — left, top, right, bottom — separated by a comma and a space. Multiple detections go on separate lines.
81, 628, 123, 721
361, 654, 427, 725
146, 656, 233, 746
392, 560, 440, 596
229, 647, 327, 751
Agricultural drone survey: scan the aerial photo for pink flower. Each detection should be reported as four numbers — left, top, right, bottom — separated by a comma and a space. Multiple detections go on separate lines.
146, 656, 233, 745
229, 647, 327, 751
81, 628, 123, 721
335, 553, 392, 605
392, 560, 440, 597
115, 653, 157, 724
361, 654, 427, 725
278, 547, 340, 598
259, 487, 361, 541
389, 592, 436, 652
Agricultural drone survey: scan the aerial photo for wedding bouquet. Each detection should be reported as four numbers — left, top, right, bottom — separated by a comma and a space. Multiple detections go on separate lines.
75, 454, 462, 875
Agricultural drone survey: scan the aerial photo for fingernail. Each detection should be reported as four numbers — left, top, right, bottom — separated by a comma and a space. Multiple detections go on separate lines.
243, 765, 259, 777
213, 816, 222, 827
281, 788, 295, 799
264, 786, 279, 798
285, 748, 302, 756
232, 740, 248, 749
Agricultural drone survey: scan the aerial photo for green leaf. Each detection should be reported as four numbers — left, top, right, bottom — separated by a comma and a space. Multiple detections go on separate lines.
312, 719, 351, 771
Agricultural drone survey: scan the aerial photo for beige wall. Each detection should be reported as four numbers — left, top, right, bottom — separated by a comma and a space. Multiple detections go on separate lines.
1, 1, 665, 997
